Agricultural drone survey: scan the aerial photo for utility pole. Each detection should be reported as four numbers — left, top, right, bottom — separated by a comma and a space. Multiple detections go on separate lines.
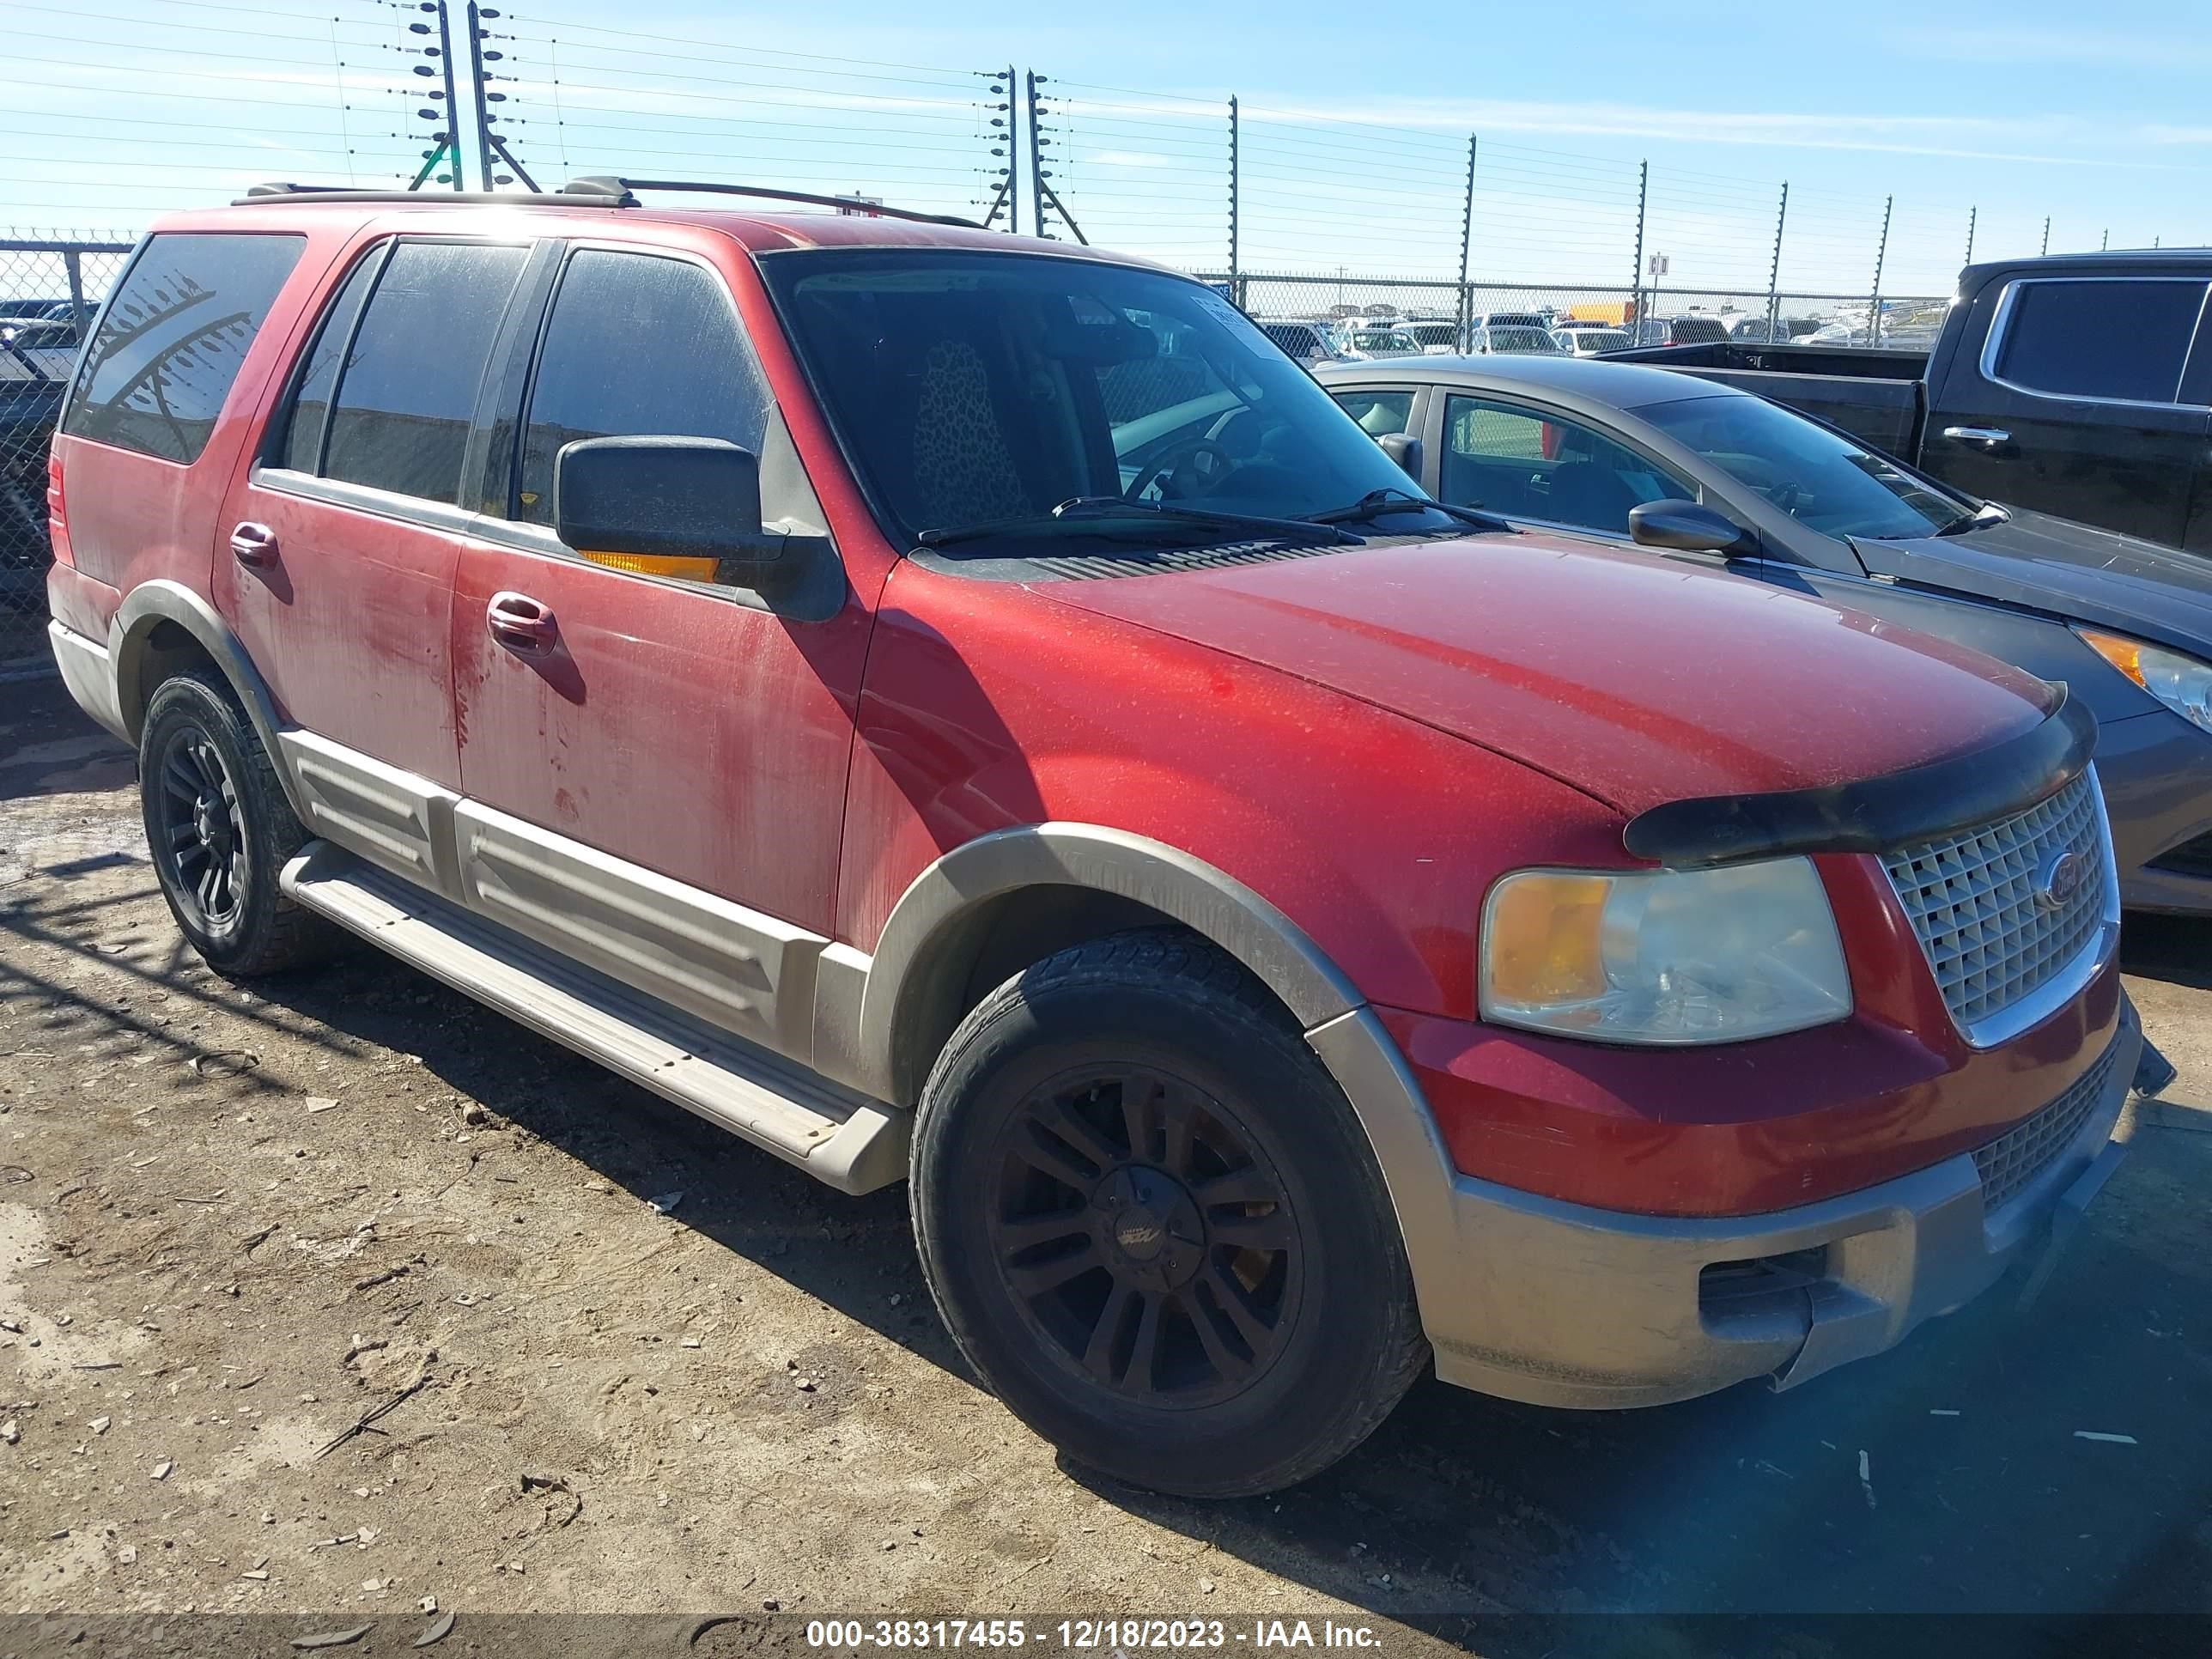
1023, 73, 1085, 245
1869, 194, 1893, 348
464, 3, 538, 188
1964, 205, 1977, 266
405, 0, 465, 191
979, 67, 1017, 233
1630, 159, 1648, 329
1765, 181, 1788, 336
2101, 228, 2110, 250
1025, 70, 1048, 240
1227, 96, 1240, 304
2041, 216, 2051, 255
464, 1, 495, 190
1456, 134, 1477, 350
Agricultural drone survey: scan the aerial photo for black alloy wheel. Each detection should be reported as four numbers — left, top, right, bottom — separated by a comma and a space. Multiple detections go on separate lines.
137, 667, 335, 976
153, 720, 248, 932
985, 1062, 1300, 1409
911, 928, 1429, 1498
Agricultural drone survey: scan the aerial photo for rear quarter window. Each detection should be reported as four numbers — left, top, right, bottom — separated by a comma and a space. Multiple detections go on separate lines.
63, 232, 307, 464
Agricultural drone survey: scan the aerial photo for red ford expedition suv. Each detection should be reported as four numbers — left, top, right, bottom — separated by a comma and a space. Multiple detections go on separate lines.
46, 179, 2138, 1498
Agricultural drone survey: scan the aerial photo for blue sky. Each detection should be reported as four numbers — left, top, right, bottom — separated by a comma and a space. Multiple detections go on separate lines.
4, 0, 2205, 296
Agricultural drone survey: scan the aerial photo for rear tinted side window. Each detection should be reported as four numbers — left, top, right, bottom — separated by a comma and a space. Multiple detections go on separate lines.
513, 250, 771, 525
1992, 279, 2207, 404
276, 248, 386, 474
63, 233, 306, 463
321, 241, 530, 504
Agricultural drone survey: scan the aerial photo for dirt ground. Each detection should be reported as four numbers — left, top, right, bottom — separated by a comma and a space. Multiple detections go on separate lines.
2, 674, 2209, 1651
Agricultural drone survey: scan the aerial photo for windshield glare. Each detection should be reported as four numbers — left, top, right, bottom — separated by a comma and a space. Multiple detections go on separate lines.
1638, 392, 1974, 538
765, 251, 1435, 544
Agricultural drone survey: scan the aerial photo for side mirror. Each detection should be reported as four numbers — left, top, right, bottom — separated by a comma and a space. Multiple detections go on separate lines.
555, 435, 787, 591
1627, 499, 1759, 558
1376, 432, 1421, 478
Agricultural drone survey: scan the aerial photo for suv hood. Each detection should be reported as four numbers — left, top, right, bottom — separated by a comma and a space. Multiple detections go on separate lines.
1036, 534, 2051, 817
1852, 507, 2212, 661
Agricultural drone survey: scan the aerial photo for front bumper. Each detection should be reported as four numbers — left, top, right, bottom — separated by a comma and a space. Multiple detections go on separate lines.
1411, 1002, 2142, 1410
2099, 707, 2212, 915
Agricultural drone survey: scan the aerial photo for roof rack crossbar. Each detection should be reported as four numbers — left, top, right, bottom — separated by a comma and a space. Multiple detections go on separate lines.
562, 176, 985, 229
234, 182, 626, 209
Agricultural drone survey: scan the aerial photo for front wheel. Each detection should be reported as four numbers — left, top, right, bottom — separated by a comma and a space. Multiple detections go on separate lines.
911, 928, 1428, 1497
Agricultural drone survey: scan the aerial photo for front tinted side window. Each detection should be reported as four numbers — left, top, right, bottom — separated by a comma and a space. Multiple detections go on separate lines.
1442, 394, 1689, 533
514, 251, 771, 526
321, 241, 529, 504
277, 248, 386, 474
1993, 279, 2206, 404
64, 233, 305, 464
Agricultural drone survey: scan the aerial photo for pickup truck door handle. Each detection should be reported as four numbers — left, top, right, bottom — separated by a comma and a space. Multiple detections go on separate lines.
485, 590, 558, 657
228, 521, 279, 568
1941, 425, 2013, 449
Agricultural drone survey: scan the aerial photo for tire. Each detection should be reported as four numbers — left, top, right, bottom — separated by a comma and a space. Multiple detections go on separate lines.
911, 927, 1429, 1498
137, 667, 336, 977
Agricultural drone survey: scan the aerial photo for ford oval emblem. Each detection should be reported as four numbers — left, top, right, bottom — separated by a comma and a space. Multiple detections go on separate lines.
2033, 848, 2087, 913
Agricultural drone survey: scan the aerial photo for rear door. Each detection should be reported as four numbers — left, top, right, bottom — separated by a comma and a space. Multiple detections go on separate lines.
1924, 274, 2209, 548
447, 240, 872, 1054
220, 236, 539, 815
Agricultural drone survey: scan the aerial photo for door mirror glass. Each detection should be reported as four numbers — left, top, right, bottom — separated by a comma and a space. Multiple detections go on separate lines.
1627, 499, 1759, 556
555, 436, 781, 587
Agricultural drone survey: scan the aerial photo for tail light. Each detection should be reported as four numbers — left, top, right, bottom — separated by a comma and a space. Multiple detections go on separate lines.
46, 450, 73, 567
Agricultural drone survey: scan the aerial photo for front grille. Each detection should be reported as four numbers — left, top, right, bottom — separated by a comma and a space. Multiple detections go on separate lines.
1972, 1037, 2118, 1212
1881, 769, 2110, 1042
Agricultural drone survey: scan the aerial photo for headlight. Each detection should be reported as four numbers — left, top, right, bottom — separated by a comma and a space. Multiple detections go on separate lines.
2076, 629, 2212, 734
1480, 859, 1851, 1045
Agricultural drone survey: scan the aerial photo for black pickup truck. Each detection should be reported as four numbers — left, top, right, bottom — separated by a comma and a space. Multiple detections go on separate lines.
1613, 250, 2212, 553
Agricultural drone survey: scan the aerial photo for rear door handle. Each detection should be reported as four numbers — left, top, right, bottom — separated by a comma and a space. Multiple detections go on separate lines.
229, 521, 278, 568
1942, 425, 2012, 448
485, 590, 557, 657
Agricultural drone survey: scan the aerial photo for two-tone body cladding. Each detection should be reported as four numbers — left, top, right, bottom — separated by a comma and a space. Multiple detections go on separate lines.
47, 181, 2148, 1494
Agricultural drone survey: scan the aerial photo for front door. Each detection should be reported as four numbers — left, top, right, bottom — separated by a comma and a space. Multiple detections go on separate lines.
448, 242, 872, 1055
1925, 274, 2210, 550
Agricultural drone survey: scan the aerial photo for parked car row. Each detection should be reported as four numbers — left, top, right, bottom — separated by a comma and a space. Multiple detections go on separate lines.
1319, 352, 2212, 915
1610, 249, 2212, 555
44, 185, 2182, 1503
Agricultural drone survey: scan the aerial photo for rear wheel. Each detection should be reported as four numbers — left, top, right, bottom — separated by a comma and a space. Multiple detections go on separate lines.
138, 669, 334, 977
911, 928, 1427, 1497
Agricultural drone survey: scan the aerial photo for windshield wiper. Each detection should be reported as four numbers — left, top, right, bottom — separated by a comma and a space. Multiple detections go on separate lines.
916, 496, 1354, 550
1301, 488, 1510, 532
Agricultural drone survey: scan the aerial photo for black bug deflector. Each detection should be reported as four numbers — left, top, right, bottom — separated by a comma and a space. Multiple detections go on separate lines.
1623, 687, 2097, 868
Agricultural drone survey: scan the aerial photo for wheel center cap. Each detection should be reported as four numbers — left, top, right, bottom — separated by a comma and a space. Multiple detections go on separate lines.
1097, 1165, 1203, 1283
193, 797, 225, 847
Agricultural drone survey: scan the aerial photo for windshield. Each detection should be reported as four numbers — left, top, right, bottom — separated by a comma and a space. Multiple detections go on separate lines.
766, 250, 1437, 545
1638, 392, 1975, 538
1408, 325, 1457, 346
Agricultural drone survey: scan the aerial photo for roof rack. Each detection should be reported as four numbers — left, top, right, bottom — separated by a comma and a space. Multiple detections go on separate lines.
233, 178, 986, 231
560, 176, 986, 229
234, 181, 626, 209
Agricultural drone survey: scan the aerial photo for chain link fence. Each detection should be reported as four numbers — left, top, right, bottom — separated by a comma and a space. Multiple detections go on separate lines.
2, 236, 130, 677
1224, 270, 1947, 359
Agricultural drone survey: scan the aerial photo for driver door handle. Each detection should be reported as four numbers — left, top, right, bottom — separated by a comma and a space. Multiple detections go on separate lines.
486, 590, 557, 657
1942, 425, 2012, 448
